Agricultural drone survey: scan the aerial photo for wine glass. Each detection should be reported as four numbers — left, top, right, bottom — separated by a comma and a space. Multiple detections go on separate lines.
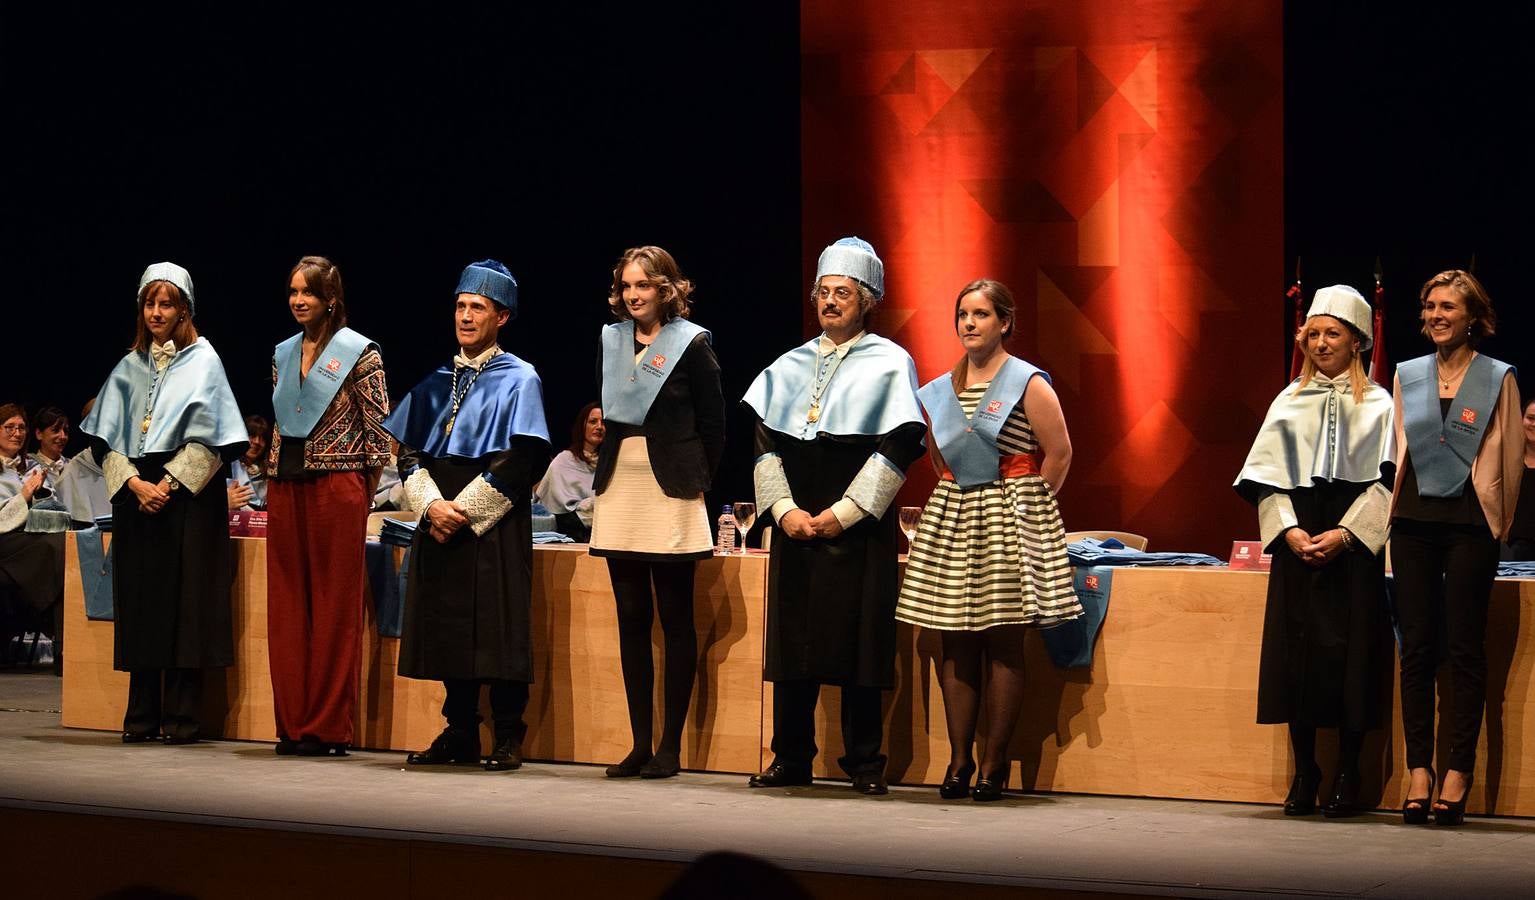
732, 502, 756, 553
898, 506, 922, 550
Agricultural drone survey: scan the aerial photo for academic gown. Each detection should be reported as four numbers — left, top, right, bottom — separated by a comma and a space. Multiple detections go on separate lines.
397, 443, 545, 682
1256, 479, 1393, 730
755, 418, 926, 688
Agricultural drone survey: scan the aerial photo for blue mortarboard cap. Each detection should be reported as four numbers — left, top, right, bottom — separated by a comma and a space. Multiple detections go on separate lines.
456, 259, 518, 318
815, 236, 884, 300
137, 262, 196, 316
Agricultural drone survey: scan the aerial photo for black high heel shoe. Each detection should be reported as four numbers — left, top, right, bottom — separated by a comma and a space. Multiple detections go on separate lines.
606, 748, 652, 778
1402, 767, 1434, 825
972, 769, 1007, 802
1283, 764, 1322, 816
1433, 772, 1473, 828
938, 762, 975, 800
1322, 768, 1361, 818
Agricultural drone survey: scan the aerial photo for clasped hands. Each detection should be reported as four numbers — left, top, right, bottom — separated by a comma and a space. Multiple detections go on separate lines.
777, 508, 843, 541
127, 475, 174, 515
1284, 527, 1348, 567
425, 498, 470, 543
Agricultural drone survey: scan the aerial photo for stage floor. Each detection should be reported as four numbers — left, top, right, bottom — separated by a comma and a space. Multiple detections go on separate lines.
3, 670, 1534, 899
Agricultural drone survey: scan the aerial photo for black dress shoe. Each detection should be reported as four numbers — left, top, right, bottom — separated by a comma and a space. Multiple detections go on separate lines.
1283, 765, 1321, 816
1322, 768, 1361, 818
640, 748, 681, 779
296, 739, 349, 757
484, 737, 523, 772
853, 771, 889, 796
121, 731, 160, 744
163, 734, 201, 746
274, 738, 299, 756
408, 728, 480, 765
972, 771, 1007, 802
939, 762, 976, 800
605, 749, 651, 778
748, 762, 813, 788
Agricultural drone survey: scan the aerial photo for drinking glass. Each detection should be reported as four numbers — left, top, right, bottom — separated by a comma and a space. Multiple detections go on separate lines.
732, 502, 756, 553
898, 506, 922, 550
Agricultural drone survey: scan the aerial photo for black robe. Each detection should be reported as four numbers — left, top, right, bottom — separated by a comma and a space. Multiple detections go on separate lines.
1256, 479, 1393, 730
398, 438, 545, 682
756, 418, 926, 688
103, 448, 235, 671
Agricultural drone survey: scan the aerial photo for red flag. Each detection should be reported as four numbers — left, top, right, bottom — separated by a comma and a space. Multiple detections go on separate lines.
1368, 271, 1389, 387
1286, 258, 1304, 382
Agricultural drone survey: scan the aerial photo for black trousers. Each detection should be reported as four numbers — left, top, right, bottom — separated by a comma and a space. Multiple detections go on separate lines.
124, 668, 203, 740
1391, 521, 1500, 774
769, 679, 886, 776
441, 678, 529, 742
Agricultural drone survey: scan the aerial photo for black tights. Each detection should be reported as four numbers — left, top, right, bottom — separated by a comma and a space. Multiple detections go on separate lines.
607, 558, 698, 760
940, 625, 1027, 780
1288, 723, 1365, 776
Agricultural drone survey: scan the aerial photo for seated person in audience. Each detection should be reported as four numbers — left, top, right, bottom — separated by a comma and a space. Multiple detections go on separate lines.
1503, 393, 1535, 560
372, 440, 406, 511
228, 413, 272, 510
55, 398, 112, 525
0, 402, 64, 666
535, 402, 602, 541
28, 406, 71, 479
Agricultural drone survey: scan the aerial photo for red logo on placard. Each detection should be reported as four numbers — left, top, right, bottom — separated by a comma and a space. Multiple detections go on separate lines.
986, 400, 1003, 414
651, 354, 667, 369
1085, 575, 1099, 590
1460, 408, 1477, 425
325, 358, 342, 373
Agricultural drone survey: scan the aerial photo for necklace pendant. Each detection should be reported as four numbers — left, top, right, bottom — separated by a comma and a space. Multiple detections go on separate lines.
141, 415, 151, 434
807, 403, 820, 424
444, 419, 454, 436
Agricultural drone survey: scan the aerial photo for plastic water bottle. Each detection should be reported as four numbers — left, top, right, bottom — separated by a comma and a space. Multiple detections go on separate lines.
715, 504, 736, 555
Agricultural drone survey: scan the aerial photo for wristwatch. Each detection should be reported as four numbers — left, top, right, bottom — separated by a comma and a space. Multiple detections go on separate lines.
165, 474, 182, 492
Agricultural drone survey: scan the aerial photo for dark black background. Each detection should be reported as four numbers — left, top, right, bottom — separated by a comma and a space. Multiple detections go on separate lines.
3, 4, 1529, 519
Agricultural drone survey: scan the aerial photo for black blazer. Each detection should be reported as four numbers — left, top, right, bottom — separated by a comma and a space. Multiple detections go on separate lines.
594, 331, 725, 499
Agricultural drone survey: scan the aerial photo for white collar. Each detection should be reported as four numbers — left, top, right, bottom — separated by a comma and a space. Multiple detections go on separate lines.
817, 330, 866, 358
454, 344, 502, 370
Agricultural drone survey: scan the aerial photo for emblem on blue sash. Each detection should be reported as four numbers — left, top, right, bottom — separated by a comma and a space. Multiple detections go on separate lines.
600, 319, 708, 426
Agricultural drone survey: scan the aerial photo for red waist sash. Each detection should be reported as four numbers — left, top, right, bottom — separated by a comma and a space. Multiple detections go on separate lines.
940, 452, 1039, 483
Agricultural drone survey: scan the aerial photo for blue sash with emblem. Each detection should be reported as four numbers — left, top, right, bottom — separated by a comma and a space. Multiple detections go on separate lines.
919, 357, 1042, 487
600, 319, 708, 426
272, 327, 373, 439
1400, 354, 1513, 497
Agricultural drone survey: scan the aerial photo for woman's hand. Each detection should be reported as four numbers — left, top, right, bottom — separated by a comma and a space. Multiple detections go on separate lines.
1299, 529, 1348, 566
129, 476, 170, 515
425, 498, 469, 543
227, 482, 254, 509
20, 468, 44, 502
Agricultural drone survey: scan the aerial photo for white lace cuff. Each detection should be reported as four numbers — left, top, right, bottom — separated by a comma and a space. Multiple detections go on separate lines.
401, 468, 444, 520
753, 452, 793, 513
0, 494, 27, 534
164, 443, 220, 496
103, 451, 141, 500
1339, 482, 1391, 556
843, 452, 905, 520
1257, 491, 1299, 549
455, 474, 515, 537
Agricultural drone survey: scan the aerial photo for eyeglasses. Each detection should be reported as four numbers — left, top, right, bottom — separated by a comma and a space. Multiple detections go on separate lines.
0, 424, 26, 434
811, 286, 856, 302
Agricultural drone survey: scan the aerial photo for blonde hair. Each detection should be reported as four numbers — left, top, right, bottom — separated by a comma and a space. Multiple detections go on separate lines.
1292, 316, 1368, 403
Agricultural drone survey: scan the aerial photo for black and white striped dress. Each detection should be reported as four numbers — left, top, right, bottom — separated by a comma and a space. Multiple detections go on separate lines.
896, 383, 1081, 631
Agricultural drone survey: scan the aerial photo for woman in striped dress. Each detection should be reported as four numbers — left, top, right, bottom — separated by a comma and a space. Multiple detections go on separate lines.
896, 278, 1081, 801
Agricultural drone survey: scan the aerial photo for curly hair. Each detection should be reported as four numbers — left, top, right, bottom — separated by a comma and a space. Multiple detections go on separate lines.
1419, 269, 1496, 346
607, 246, 694, 322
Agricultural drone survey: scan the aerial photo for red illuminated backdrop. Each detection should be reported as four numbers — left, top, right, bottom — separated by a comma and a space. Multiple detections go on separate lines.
802, 1, 1284, 554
